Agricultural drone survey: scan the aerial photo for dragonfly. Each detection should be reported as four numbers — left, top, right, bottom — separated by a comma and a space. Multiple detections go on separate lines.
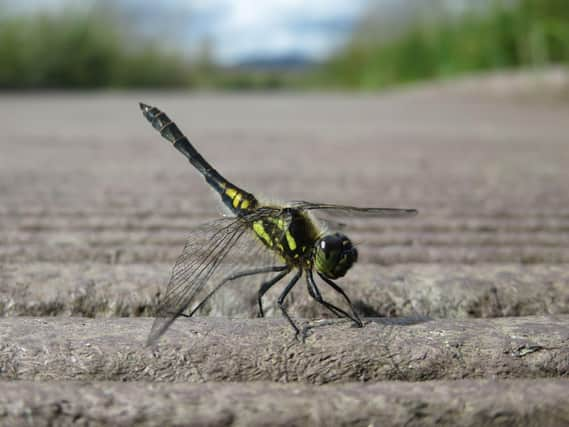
140, 102, 417, 345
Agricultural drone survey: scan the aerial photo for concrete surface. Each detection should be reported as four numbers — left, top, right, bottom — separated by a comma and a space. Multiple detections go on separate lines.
1, 379, 569, 427
1, 85, 569, 426
1, 316, 567, 382
1, 263, 569, 319
1, 92, 569, 269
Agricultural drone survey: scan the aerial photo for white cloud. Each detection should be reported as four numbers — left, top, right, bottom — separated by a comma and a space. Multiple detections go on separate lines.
182, 0, 371, 63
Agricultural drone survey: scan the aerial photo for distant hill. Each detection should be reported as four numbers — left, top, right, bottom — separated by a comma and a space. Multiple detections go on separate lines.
234, 53, 315, 71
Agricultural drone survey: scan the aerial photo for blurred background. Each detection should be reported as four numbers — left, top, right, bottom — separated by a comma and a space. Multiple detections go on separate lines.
1, 0, 568, 91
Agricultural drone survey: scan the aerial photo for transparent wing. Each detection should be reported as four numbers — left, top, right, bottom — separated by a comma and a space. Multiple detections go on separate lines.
147, 208, 289, 346
289, 201, 418, 219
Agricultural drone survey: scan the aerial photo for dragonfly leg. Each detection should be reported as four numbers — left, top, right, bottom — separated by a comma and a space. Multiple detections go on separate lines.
149, 265, 288, 347
187, 265, 288, 317
257, 269, 291, 318
316, 272, 363, 327
277, 269, 303, 337
306, 272, 344, 319
307, 271, 362, 326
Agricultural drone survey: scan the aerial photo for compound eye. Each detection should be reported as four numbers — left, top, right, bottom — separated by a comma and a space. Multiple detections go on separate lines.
321, 235, 342, 257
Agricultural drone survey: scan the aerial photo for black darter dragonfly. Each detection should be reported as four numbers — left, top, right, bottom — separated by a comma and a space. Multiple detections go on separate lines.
140, 102, 417, 345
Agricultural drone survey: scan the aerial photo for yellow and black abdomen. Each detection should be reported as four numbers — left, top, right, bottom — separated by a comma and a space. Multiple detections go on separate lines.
252, 209, 320, 266
140, 103, 257, 216
221, 186, 257, 214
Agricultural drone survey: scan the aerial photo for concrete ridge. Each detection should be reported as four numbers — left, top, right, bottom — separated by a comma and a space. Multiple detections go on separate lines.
1, 316, 568, 382
1, 379, 568, 427
2, 263, 568, 319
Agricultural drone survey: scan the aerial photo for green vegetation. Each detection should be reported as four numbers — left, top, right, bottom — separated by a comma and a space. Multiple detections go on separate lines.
0, 8, 195, 89
0, 7, 289, 90
318, 0, 569, 89
1, 0, 568, 90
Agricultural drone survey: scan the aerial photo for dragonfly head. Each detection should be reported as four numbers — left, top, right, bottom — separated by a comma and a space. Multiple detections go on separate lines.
314, 232, 358, 279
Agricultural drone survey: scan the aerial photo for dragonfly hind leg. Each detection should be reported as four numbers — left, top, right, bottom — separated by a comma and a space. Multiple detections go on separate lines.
277, 269, 303, 337
173, 265, 288, 318
257, 268, 291, 318
309, 270, 363, 327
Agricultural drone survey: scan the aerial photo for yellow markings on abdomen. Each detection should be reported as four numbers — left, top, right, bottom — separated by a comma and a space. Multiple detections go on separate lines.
232, 193, 242, 208
225, 187, 252, 210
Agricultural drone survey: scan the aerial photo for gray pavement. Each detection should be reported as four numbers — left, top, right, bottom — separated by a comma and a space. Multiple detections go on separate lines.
1, 88, 568, 425
2, 380, 568, 427
1, 316, 568, 382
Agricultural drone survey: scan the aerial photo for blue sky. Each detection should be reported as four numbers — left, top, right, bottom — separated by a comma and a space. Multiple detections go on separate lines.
4, 0, 373, 64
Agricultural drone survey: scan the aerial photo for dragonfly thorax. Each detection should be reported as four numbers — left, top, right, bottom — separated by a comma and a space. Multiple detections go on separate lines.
251, 208, 320, 266
314, 232, 358, 279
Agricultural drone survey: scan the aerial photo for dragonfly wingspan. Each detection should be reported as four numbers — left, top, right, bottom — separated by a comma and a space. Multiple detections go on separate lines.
147, 209, 291, 346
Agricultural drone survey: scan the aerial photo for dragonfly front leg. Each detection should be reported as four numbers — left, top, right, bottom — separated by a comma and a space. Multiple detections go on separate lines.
306, 271, 344, 319
316, 272, 363, 327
